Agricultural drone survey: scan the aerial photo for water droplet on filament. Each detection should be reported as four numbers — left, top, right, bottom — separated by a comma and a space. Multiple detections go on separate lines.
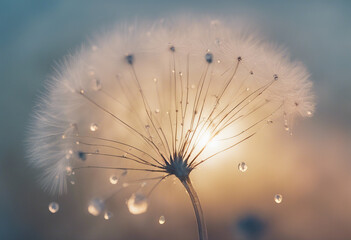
274, 194, 283, 203
238, 162, 248, 172
109, 175, 118, 185
90, 123, 99, 132
88, 198, 104, 216
159, 215, 166, 224
104, 211, 113, 220
127, 193, 148, 215
48, 202, 59, 213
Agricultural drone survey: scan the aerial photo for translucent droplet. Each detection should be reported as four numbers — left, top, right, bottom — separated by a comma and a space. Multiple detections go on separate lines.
65, 149, 73, 159
246, 87, 250, 91
70, 180, 75, 185
90, 123, 98, 132
155, 109, 160, 114
109, 175, 118, 185
191, 84, 196, 89
159, 215, 166, 224
104, 211, 113, 220
273, 74, 279, 80
122, 170, 128, 176
274, 194, 283, 203
153, 78, 157, 83
88, 198, 104, 216
66, 166, 72, 176
91, 78, 102, 91
126, 193, 148, 215
266, 119, 273, 124
238, 162, 248, 172
48, 202, 59, 213
307, 111, 312, 116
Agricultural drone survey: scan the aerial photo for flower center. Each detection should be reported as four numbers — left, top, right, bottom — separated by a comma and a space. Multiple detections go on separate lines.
165, 154, 192, 181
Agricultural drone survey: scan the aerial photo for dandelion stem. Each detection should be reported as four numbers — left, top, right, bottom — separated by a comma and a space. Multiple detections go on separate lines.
181, 177, 208, 240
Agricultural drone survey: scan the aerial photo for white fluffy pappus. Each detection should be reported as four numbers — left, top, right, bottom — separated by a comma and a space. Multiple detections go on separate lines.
27, 17, 315, 197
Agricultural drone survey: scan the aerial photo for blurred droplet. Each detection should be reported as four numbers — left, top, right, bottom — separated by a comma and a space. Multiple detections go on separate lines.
90, 123, 98, 132
91, 78, 102, 91
155, 109, 160, 114
104, 211, 113, 220
122, 170, 128, 176
127, 193, 148, 215
48, 202, 59, 213
109, 175, 118, 185
274, 194, 283, 203
238, 162, 248, 172
307, 111, 312, 116
70, 180, 75, 185
88, 198, 104, 216
153, 78, 157, 83
65, 166, 72, 176
159, 215, 166, 224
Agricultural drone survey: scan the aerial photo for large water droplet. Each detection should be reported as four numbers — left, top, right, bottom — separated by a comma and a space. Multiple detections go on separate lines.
238, 162, 248, 172
88, 198, 104, 216
104, 211, 113, 220
90, 123, 99, 132
274, 194, 283, 204
109, 175, 118, 185
126, 193, 148, 215
48, 202, 59, 213
159, 215, 166, 224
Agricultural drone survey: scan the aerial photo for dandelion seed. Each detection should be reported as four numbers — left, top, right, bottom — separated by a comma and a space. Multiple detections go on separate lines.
28, 17, 314, 240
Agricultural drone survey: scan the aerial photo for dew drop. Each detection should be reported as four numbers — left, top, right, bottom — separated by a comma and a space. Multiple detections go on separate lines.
159, 215, 166, 224
48, 202, 59, 213
65, 149, 73, 159
70, 180, 75, 185
126, 193, 148, 215
88, 198, 104, 216
153, 78, 157, 83
267, 119, 273, 124
90, 123, 99, 132
155, 109, 160, 114
104, 211, 113, 220
274, 194, 283, 203
238, 162, 248, 172
66, 166, 72, 176
307, 111, 312, 116
122, 170, 128, 176
273, 74, 279, 80
109, 175, 118, 185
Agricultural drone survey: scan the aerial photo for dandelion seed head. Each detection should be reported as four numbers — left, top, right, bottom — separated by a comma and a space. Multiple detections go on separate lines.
27, 17, 314, 196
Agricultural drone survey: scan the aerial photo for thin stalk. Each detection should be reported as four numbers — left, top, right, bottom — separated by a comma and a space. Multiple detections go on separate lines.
181, 177, 208, 240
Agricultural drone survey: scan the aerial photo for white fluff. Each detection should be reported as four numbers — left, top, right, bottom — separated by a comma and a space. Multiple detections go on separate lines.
28, 18, 314, 194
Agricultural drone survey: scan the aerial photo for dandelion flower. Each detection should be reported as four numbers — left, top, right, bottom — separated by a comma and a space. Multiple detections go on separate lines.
28, 17, 314, 240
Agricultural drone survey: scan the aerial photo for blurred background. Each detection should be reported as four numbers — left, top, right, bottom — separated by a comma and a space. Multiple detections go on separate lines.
1, 0, 350, 239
